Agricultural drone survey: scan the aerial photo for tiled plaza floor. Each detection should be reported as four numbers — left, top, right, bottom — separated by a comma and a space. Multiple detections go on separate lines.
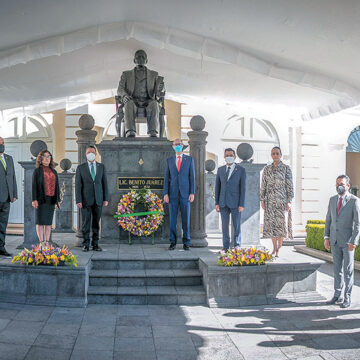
0, 234, 359, 359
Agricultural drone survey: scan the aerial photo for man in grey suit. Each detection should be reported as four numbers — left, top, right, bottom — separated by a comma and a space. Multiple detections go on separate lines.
215, 148, 246, 250
0, 137, 17, 256
117, 49, 164, 138
324, 175, 360, 308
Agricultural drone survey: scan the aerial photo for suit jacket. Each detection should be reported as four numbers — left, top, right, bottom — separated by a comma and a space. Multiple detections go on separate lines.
0, 153, 18, 203
215, 164, 246, 209
324, 193, 360, 247
75, 162, 109, 207
117, 67, 161, 100
163, 155, 195, 200
32, 166, 60, 204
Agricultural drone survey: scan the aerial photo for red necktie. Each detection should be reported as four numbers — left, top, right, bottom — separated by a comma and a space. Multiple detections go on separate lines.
177, 156, 181, 172
337, 197, 342, 215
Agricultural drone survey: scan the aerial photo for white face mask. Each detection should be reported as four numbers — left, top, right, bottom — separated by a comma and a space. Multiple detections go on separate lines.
86, 153, 96, 162
225, 156, 235, 164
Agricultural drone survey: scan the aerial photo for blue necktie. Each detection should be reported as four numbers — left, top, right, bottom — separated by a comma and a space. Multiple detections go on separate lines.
226, 166, 231, 180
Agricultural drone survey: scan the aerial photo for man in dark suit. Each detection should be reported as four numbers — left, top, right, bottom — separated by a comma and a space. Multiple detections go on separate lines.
0, 137, 17, 256
164, 139, 195, 250
75, 146, 109, 252
324, 175, 360, 308
215, 148, 246, 251
117, 49, 164, 137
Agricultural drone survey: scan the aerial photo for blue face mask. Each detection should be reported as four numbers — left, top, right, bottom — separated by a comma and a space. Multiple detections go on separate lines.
174, 145, 183, 153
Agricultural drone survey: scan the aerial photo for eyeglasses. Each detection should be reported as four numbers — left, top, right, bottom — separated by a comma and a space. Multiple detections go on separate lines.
42, 156, 51, 159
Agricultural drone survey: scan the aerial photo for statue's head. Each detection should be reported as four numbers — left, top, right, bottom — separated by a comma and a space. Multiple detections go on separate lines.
134, 50, 148, 66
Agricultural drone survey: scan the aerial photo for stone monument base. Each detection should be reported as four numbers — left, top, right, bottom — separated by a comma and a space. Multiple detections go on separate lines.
98, 137, 174, 244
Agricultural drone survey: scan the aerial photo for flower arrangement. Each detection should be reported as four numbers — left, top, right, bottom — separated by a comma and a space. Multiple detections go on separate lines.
11, 244, 78, 267
114, 189, 164, 237
218, 247, 272, 267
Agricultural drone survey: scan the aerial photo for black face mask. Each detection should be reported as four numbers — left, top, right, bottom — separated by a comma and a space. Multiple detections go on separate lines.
336, 185, 346, 196
0, 144, 4, 153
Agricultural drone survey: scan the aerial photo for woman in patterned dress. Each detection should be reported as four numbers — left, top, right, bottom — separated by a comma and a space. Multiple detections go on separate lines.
260, 146, 294, 257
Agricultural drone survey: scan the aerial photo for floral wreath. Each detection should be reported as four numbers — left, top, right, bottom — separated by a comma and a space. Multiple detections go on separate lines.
114, 189, 164, 239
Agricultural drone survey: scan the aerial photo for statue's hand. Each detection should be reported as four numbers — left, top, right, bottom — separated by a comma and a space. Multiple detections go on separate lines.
123, 95, 131, 104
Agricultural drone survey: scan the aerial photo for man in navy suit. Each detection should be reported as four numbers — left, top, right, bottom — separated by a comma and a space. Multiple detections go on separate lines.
215, 148, 246, 250
164, 139, 195, 250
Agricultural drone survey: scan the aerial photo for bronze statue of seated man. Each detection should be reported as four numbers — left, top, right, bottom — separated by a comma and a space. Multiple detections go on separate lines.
117, 49, 164, 137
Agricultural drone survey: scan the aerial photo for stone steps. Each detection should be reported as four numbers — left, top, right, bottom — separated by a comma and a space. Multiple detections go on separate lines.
89, 269, 202, 286
87, 256, 206, 305
87, 285, 206, 305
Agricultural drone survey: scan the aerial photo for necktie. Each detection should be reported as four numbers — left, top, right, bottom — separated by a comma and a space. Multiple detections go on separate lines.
337, 197, 342, 215
0, 157, 6, 171
177, 156, 181, 172
226, 166, 231, 180
91, 163, 95, 181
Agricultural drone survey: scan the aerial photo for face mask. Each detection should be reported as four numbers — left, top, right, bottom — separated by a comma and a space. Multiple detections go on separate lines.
0, 144, 4, 153
174, 145, 183, 153
336, 185, 346, 196
86, 153, 96, 162
225, 156, 235, 164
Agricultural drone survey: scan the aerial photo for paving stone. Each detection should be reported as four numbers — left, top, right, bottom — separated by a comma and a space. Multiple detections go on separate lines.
79, 323, 116, 337
0, 318, 10, 331
152, 325, 190, 338
113, 351, 156, 360
117, 305, 149, 316
73, 335, 115, 351
33, 334, 76, 349
154, 336, 196, 352
25, 346, 72, 360
0, 308, 19, 320
115, 325, 152, 338
156, 350, 198, 360
0, 343, 30, 360
13, 309, 52, 322
117, 315, 151, 327
70, 349, 113, 360
41, 323, 81, 337
197, 346, 245, 360
114, 337, 155, 352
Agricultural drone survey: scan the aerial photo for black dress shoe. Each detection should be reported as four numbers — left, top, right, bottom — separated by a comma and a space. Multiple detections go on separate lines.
183, 244, 190, 251
326, 295, 343, 305
149, 132, 157, 138
168, 243, 176, 250
341, 297, 351, 308
126, 131, 136, 138
82, 246, 90, 252
0, 249, 12, 257
92, 246, 102, 252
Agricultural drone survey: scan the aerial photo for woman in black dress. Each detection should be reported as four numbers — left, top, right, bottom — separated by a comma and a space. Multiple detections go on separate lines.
31, 150, 61, 246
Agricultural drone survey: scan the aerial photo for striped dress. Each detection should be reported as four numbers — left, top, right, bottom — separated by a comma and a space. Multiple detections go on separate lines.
260, 161, 294, 239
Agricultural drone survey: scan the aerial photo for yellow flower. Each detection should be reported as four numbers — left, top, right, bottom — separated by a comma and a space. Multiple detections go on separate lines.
60, 255, 65, 261
28, 258, 33, 263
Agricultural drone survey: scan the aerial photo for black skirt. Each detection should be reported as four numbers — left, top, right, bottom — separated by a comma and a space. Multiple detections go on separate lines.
35, 196, 55, 225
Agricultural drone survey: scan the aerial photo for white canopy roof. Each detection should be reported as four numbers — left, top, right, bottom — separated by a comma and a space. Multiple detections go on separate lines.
1, 0, 360, 120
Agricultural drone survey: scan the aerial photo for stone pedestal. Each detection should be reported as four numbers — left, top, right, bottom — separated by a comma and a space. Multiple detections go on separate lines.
240, 162, 266, 246
54, 172, 75, 233
188, 116, 208, 247
97, 137, 174, 243
205, 173, 219, 231
75, 115, 97, 246
17, 161, 38, 249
